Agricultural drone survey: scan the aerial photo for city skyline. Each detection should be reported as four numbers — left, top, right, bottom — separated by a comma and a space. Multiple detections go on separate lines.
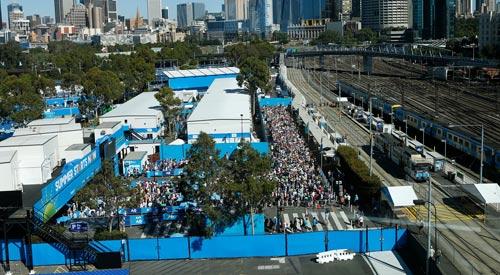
0, 0, 223, 25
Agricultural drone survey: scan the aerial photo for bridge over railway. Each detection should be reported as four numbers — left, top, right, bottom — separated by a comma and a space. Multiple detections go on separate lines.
286, 44, 500, 74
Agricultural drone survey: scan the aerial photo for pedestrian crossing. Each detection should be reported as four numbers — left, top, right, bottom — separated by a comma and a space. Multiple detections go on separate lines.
282, 208, 360, 232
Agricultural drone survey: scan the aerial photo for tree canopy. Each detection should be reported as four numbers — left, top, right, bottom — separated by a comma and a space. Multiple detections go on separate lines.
236, 56, 271, 115
155, 86, 182, 137
179, 133, 275, 237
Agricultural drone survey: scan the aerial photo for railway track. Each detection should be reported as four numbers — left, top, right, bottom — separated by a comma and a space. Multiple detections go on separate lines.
284, 63, 500, 275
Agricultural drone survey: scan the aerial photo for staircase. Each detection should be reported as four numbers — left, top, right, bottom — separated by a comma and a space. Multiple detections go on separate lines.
30, 213, 101, 270
129, 128, 144, 140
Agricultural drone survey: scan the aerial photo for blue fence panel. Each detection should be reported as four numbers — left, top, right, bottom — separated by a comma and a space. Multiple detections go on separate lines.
382, 228, 397, 251
162, 143, 269, 161
260, 98, 292, 107
329, 230, 364, 252
396, 228, 408, 249
190, 235, 285, 258
128, 239, 159, 260
32, 243, 67, 266
90, 240, 122, 253
287, 232, 325, 255
158, 238, 189, 259
0, 240, 23, 261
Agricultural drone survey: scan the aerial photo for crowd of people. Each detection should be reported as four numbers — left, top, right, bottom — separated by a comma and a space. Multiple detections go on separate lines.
143, 158, 188, 173
133, 180, 182, 208
262, 105, 331, 209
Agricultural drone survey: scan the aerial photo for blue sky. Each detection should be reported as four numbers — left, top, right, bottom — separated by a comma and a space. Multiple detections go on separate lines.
1, 0, 224, 23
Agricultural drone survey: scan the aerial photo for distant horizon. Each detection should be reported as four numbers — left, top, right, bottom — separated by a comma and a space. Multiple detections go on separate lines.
1, 0, 224, 24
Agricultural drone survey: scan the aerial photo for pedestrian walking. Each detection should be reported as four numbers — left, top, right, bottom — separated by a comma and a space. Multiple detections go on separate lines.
435, 249, 442, 264
430, 246, 435, 260
305, 207, 309, 217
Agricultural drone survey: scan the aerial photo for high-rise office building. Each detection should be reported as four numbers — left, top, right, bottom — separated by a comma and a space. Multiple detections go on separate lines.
81, 0, 118, 23
65, 4, 87, 31
0, 0, 3, 29
162, 7, 169, 19
55, 0, 74, 23
8, 8, 24, 30
147, 0, 162, 22
273, 0, 282, 25
476, 0, 495, 13
362, 0, 408, 32
177, 3, 193, 28
225, 0, 248, 20
26, 14, 42, 28
177, 2, 205, 28
412, 0, 424, 37
107, 0, 118, 22
351, 0, 361, 17
7, 2, 23, 29
434, 0, 455, 38
192, 2, 206, 20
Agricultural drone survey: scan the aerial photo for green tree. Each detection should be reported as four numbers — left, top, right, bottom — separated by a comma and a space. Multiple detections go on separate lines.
236, 56, 271, 115
354, 28, 377, 44
0, 74, 47, 122
312, 30, 342, 45
154, 86, 182, 137
229, 141, 276, 235
73, 160, 140, 232
179, 132, 232, 237
455, 17, 479, 39
83, 67, 124, 107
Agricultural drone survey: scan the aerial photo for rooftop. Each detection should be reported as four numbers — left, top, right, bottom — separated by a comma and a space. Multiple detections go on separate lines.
96, 121, 122, 129
0, 150, 16, 163
100, 92, 161, 118
124, 151, 148, 161
187, 78, 250, 123
162, 67, 239, 79
0, 134, 56, 147
65, 144, 91, 151
27, 117, 76, 126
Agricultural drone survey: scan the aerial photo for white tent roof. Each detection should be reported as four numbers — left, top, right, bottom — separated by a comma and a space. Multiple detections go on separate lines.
461, 184, 500, 204
381, 186, 418, 208
169, 139, 185, 145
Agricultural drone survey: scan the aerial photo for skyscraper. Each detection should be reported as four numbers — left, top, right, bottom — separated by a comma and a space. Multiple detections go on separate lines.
362, 0, 408, 32
54, 0, 74, 23
177, 3, 193, 28
225, 0, 248, 20
434, 0, 455, 38
192, 2, 206, 20
107, 0, 118, 22
8, 3, 24, 30
147, 0, 162, 22
162, 6, 169, 19
0, 0, 3, 29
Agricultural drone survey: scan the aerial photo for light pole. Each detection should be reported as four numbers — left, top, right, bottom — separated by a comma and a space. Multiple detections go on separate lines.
403, 119, 408, 136
320, 70, 323, 106
369, 98, 377, 177
320, 136, 323, 174
441, 139, 447, 171
414, 196, 438, 275
449, 124, 484, 183
240, 114, 243, 142
414, 176, 434, 275
420, 128, 425, 148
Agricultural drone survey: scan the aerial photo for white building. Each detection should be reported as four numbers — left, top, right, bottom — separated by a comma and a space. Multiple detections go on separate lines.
186, 78, 253, 144
479, 11, 500, 51
0, 135, 58, 185
99, 92, 164, 140
13, 117, 84, 164
148, 0, 163, 23
0, 151, 20, 192
361, 0, 408, 31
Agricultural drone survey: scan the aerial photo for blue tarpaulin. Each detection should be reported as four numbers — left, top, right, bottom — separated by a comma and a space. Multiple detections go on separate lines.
37, 270, 129, 275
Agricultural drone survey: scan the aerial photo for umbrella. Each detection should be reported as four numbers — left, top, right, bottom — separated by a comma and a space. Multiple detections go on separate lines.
170, 233, 185, 238
56, 216, 71, 224
211, 193, 221, 201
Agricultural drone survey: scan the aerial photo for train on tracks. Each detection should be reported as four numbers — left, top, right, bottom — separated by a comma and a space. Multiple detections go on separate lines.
375, 131, 431, 181
337, 81, 500, 169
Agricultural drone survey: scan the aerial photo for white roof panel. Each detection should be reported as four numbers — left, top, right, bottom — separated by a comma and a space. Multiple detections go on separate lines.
382, 186, 418, 208
462, 184, 500, 204
100, 92, 161, 118
28, 117, 75, 126
162, 67, 240, 79
0, 134, 56, 147
0, 150, 16, 163
187, 78, 250, 122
